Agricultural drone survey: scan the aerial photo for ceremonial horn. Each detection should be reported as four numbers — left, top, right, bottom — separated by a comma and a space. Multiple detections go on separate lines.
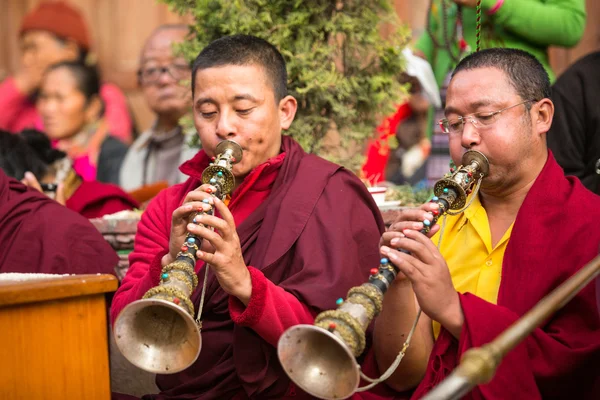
113, 140, 242, 374
277, 150, 489, 399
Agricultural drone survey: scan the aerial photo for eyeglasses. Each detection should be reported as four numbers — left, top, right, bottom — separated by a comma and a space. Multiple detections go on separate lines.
138, 63, 190, 84
439, 100, 536, 135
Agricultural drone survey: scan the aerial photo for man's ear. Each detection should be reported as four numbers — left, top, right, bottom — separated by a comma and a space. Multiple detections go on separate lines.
279, 95, 298, 130
533, 98, 554, 137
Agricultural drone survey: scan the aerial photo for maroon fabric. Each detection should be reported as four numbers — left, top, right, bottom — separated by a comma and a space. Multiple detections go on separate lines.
412, 152, 600, 399
597, 277, 600, 318
66, 180, 139, 219
0, 168, 118, 274
110, 150, 286, 325
111, 136, 385, 399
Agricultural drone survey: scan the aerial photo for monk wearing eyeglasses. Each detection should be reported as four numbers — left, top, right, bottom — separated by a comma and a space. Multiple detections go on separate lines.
374, 48, 600, 400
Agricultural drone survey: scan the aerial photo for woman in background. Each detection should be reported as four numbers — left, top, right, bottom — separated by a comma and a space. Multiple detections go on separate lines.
0, 0, 133, 142
0, 129, 138, 219
37, 61, 128, 184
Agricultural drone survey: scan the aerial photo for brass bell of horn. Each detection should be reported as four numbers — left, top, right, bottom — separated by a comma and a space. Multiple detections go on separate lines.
113, 296, 202, 374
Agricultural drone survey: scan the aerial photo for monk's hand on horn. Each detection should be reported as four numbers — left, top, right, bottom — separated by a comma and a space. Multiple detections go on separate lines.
381, 202, 440, 248
383, 229, 464, 339
163, 184, 217, 266
188, 196, 251, 305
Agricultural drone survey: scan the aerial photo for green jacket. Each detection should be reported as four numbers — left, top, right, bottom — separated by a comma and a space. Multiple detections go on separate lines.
416, 0, 586, 85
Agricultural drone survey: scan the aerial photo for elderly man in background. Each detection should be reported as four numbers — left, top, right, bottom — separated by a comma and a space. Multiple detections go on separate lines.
119, 25, 196, 193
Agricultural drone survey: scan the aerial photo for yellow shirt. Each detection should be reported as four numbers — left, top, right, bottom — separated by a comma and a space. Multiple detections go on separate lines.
431, 194, 513, 337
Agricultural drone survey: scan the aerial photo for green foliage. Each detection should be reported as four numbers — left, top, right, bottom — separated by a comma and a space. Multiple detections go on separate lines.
162, 0, 410, 172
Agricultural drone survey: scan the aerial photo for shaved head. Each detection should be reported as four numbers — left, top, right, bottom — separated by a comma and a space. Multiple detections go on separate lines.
140, 24, 188, 63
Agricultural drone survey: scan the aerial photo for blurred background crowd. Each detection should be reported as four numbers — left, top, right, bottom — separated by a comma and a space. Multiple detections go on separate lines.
0, 0, 599, 218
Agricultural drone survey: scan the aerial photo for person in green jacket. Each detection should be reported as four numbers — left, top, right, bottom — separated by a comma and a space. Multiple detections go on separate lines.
414, 0, 586, 185
417, 0, 586, 85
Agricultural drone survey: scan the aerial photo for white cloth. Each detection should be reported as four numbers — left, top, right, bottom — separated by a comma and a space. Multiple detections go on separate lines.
403, 48, 442, 109
119, 124, 198, 191
0, 273, 72, 282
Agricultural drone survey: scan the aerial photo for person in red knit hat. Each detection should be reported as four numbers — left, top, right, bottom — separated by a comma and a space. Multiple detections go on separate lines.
0, 1, 133, 143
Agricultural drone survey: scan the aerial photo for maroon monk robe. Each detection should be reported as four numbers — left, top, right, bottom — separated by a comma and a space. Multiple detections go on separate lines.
111, 136, 386, 399
411, 152, 600, 400
66, 180, 140, 219
0, 168, 119, 275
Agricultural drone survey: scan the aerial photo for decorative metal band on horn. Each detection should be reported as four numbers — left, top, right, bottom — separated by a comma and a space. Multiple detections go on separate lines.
277, 150, 489, 400
141, 141, 241, 314
113, 140, 242, 375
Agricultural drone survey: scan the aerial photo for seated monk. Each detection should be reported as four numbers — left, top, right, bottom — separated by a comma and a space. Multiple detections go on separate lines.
0, 129, 138, 218
110, 35, 385, 399
375, 48, 600, 399
0, 167, 118, 274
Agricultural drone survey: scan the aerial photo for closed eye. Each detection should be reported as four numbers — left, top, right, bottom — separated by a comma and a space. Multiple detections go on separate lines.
475, 112, 496, 123
237, 108, 254, 115
448, 120, 463, 131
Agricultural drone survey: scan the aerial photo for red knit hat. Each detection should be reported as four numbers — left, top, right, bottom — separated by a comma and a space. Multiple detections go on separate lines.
19, 1, 91, 50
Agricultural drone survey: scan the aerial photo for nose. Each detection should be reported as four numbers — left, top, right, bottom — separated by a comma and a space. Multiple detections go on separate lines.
215, 110, 236, 140
39, 98, 57, 115
460, 117, 481, 149
157, 69, 176, 86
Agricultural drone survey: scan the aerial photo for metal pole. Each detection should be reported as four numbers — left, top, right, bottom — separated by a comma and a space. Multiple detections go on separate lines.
422, 254, 600, 400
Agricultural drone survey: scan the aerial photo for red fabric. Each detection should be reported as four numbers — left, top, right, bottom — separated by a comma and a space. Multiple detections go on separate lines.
229, 266, 316, 347
0, 168, 118, 274
360, 103, 412, 185
110, 136, 385, 399
0, 78, 39, 133
412, 152, 600, 399
19, 1, 91, 50
65, 180, 139, 219
112, 145, 286, 305
0, 77, 133, 143
98, 82, 135, 144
